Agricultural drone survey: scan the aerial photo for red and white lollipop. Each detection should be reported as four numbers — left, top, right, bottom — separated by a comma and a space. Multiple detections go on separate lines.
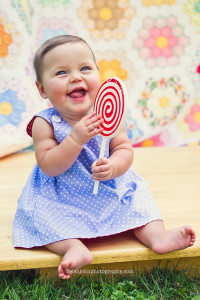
93, 77, 128, 194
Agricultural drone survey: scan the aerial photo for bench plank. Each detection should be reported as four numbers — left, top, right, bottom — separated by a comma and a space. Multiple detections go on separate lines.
0, 147, 200, 272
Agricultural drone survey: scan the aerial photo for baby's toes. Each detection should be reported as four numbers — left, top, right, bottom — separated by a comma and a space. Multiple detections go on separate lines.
58, 263, 70, 279
190, 234, 196, 245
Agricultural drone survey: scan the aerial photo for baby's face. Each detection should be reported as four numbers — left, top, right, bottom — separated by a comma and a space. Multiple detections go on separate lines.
38, 42, 101, 121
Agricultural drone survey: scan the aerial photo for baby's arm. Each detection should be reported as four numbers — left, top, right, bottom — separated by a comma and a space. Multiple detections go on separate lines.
32, 112, 103, 177
91, 125, 133, 181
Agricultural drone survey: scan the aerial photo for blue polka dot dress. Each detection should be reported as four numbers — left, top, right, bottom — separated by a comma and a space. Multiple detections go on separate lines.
13, 108, 162, 248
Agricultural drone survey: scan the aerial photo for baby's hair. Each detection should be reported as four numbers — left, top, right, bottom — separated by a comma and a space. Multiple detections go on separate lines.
33, 35, 97, 83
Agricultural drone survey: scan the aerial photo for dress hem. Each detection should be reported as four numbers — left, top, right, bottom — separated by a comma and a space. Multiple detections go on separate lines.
13, 218, 163, 249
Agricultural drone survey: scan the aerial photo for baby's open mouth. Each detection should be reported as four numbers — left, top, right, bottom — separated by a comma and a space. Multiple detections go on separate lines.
68, 89, 87, 99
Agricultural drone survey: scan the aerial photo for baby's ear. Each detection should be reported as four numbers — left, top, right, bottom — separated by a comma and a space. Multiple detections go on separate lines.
35, 81, 48, 99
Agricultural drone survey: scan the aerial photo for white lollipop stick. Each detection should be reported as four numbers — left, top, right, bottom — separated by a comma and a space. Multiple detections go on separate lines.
93, 77, 128, 194
93, 137, 107, 194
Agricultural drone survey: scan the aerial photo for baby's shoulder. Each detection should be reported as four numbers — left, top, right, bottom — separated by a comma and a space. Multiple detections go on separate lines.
27, 108, 60, 137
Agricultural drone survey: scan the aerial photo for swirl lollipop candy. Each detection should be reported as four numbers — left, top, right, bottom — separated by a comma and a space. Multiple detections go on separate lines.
93, 77, 128, 194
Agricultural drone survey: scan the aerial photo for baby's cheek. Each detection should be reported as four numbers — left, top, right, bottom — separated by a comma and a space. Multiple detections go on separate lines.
90, 79, 101, 96
49, 79, 64, 93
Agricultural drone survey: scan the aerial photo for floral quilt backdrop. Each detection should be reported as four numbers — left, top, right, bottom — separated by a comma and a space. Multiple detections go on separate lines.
0, 0, 200, 157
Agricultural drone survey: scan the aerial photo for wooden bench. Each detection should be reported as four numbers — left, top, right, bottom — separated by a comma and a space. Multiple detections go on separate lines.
0, 147, 200, 278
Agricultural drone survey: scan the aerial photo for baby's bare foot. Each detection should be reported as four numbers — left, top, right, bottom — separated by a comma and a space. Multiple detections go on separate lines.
58, 241, 93, 279
152, 225, 196, 255
181, 225, 196, 247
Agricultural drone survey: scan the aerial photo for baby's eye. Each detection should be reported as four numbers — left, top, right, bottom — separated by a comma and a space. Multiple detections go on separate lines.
56, 71, 66, 75
81, 66, 90, 72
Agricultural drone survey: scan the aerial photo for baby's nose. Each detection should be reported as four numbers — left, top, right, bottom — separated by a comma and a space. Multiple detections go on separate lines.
70, 71, 82, 82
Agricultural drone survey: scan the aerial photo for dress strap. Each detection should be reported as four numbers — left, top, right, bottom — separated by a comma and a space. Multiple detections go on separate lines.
26, 116, 37, 137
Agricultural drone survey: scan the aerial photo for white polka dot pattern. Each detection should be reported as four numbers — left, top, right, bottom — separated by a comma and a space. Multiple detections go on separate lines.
13, 108, 162, 248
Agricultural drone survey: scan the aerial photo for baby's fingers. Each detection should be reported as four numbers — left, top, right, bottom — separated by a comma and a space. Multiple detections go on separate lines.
92, 158, 113, 181
92, 168, 111, 180
96, 157, 108, 166
89, 119, 104, 132
92, 158, 109, 173
92, 157, 108, 168
87, 115, 103, 130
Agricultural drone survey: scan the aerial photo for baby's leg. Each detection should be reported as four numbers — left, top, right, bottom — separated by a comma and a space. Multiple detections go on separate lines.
45, 239, 93, 279
134, 220, 195, 255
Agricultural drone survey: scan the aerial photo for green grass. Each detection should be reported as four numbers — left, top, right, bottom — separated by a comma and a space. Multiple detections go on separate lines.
0, 267, 200, 299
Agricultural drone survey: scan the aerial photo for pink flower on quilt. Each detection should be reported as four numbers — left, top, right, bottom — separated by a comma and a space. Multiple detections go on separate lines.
134, 16, 189, 68
134, 133, 164, 147
185, 104, 200, 132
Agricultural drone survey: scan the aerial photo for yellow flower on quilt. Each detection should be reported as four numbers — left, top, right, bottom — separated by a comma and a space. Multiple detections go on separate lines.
147, 87, 180, 119
0, 81, 26, 127
95, 49, 139, 90
98, 59, 128, 83
0, 101, 13, 116
184, 0, 200, 34
77, 0, 135, 40
143, 0, 176, 6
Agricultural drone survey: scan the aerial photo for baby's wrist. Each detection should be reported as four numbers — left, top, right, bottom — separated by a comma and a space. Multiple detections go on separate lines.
68, 134, 84, 148
108, 160, 116, 179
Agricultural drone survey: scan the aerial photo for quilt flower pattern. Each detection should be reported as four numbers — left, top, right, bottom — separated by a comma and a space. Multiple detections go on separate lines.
78, 0, 135, 40
134, 16, 189, 68
137, 77, 189, 127
0, 1, 200, 157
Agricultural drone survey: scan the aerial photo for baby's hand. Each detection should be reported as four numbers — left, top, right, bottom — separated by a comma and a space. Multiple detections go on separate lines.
70, 112, 104, 145
91, 157, 113, 181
